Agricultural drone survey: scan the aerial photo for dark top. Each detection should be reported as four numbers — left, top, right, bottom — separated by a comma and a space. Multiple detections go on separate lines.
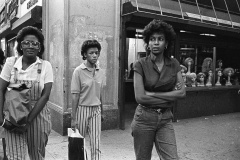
134, 56, 181, 92
133, 56, 181, 111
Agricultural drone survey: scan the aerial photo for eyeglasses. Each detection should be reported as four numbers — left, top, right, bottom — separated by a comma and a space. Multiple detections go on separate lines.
21, 41, 40, 49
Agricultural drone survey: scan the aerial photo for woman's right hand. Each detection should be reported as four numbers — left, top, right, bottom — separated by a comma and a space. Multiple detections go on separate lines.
71, 119, 78, 131
2, 120, 16, 131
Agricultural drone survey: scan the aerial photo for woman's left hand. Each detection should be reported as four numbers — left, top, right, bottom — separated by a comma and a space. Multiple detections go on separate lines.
175, 82, 182, 90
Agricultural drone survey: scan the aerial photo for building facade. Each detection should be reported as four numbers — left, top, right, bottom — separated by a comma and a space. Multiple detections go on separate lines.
1, 0, 240, 135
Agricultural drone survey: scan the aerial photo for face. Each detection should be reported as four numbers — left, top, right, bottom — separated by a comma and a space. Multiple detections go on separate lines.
188, 61, 192, 65
148, 32, 168, 56
219, 62, 222, 67
21, 35, 40, 59
200, 75, 204, 82
228, 70, 232, 76
84, 47, 100, 65
208, 70, 213, 76
217, 70, 222, 76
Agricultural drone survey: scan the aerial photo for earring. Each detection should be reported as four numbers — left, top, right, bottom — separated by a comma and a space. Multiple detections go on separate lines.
147, 46, 150, 50
165, 46, 168, 50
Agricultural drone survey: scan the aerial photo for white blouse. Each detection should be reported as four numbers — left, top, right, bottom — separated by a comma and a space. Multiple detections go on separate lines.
0, 56, 53, 93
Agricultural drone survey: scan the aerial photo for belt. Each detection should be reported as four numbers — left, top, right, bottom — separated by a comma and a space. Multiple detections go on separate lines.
139, 104, 167, 114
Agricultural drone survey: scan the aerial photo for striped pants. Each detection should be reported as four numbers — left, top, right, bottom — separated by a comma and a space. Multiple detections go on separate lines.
76, 105, 101, 160
4, 105, 51, 160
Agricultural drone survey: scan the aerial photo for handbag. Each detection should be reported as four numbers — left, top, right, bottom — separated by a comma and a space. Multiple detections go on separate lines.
3, 57, 42, 127
68, 128, 87, 160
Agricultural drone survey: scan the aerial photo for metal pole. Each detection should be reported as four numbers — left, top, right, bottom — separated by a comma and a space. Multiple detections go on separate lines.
136, 0, 139, 11
223, 0, 233, 28
177, 0, 184, 19
213, 47, 216, 87
157, 0, 163, 15
195, 0, 203, 22
235, 0, 240, 13
210, 0, 219, 25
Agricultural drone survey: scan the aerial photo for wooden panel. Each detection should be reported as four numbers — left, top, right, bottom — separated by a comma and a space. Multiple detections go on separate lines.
174, 87, 240, 120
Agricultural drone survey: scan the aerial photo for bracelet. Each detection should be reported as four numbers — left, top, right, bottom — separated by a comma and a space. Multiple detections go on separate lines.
0, 119, 6, 127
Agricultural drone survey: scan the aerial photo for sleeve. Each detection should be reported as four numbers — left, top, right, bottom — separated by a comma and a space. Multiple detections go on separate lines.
71, 68, 81, 94
43, 61, 54, 84
133, 60, 143, 77
0, 57, 16, 82
173, 58, 181, 73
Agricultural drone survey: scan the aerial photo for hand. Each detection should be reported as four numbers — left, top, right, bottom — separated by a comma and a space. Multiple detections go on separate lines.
175, 82, 182, 90
2, 120, 16, 131
12, 123, 29, 134
71, 119, 78, 131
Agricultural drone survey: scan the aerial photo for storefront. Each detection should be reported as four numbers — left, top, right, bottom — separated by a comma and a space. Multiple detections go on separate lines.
120, 0, 240, 128
0, 0, 42, 57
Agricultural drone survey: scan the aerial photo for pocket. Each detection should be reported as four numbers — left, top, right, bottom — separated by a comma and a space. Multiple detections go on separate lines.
133, 106, 143, 120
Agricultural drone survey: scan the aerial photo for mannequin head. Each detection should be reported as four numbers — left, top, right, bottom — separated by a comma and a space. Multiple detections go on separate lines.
184, 57, 194, 68
223, 67, 234, 77
189, 73, 196, 81
202, 57, 213, 74
197, 72, 206, 83
208, 69, 213, 77
216, 68, 222, 77
217, 59, 223, 68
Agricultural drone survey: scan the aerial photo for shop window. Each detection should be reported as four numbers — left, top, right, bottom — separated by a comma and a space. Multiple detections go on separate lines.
179, 44, 240, 88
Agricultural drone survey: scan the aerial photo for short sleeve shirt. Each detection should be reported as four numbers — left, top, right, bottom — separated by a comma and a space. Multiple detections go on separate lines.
0, 56, 54, 93
71, 63, 104, 106
134, 56, 181, 92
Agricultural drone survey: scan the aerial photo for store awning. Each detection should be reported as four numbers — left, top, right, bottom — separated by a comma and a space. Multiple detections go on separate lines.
122, 0, 240, 36
0, 6, 42, 39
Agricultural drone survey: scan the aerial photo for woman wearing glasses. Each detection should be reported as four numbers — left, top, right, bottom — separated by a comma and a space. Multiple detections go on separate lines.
0, 26, 53, 160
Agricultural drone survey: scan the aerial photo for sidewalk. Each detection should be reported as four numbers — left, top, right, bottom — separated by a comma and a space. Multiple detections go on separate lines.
1, 112, 240, 160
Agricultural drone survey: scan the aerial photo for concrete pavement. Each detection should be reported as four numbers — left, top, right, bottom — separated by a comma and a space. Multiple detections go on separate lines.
1, 112, 240, 160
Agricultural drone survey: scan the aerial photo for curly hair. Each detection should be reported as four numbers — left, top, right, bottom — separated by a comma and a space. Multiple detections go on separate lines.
201, 57, 213, 74
16, 26, 44, 58
81, 39, 101, 60
142, 19, 176, 57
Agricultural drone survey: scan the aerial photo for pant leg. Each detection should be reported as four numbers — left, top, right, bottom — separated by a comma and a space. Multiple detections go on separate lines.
26, 106, 51, 160
131, 105, 158, 160
4, 130, 27, 160
88, 106, 101, 160
155, 119, 178, 160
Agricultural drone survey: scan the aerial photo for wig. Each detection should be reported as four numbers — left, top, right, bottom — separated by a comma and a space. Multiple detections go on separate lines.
184, 57, 194, 68
180, 64, 187, 73
202, 57, 213, 74
196, 72, 206, 82
223, 67, 234, 76
142, 19, 176, 57
16, 26, 44, 58
81, 39, 101, 60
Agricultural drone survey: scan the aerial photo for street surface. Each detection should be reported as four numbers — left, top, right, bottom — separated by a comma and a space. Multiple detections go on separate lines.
1, 112, 240, 160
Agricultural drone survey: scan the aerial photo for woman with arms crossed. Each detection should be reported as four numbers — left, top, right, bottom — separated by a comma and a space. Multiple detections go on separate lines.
131, 19, 186, 160
0, 26, 53, 160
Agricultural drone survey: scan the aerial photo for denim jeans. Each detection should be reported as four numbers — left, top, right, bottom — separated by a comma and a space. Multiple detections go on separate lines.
131, 105, 178, 160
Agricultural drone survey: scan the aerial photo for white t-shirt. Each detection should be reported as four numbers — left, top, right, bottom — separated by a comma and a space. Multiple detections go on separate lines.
0, 56, 53, 93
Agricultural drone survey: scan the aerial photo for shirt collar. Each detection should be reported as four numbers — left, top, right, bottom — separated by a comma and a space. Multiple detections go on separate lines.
13, 56, 42, 70
80, 62, 100, 70
148, 55, 172, 66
